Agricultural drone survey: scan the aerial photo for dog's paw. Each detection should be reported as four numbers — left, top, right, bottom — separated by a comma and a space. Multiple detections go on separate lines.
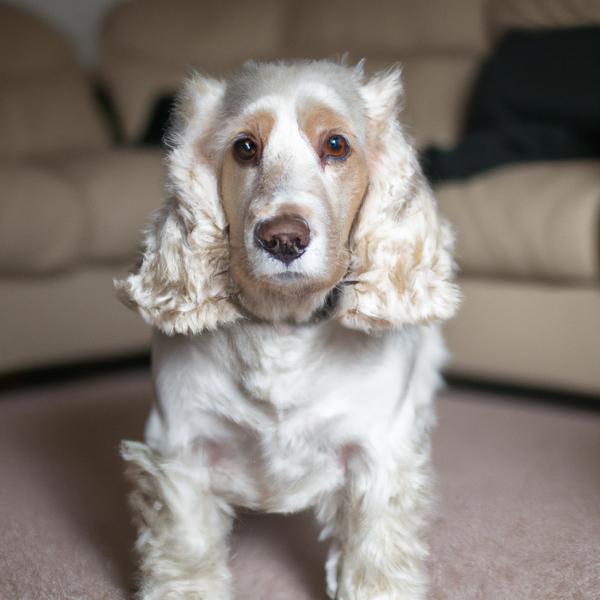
136, 577, 233, 600
138, 588, 232, 600
336, 587, 425, 600
334, 558, 427, 600
139, 593, 202, 600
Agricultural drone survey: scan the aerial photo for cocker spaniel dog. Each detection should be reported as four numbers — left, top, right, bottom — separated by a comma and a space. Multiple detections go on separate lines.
117, 59, 460, 600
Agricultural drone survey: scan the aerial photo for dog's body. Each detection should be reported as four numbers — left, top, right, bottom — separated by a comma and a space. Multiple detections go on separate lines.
118, 60, 459, 600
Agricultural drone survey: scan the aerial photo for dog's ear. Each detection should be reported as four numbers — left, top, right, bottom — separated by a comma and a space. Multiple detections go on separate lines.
115, 74, 241, 335
336, 68, 460, 333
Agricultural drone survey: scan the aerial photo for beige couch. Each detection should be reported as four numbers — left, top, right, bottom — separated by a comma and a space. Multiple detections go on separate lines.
1, 0, 599, 395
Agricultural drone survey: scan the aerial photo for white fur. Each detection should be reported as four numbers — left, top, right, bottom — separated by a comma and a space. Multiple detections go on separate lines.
118, 60, 460, 600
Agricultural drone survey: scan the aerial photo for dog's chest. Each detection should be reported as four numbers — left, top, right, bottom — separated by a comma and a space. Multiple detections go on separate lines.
192, 326, 356, 508
150, 323, 417, 511
209, 411, 348, 512
229, 323, 325, 410
203, 324, 401, 510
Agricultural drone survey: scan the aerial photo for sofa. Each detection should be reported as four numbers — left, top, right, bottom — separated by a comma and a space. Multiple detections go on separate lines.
1, 0, 599, 396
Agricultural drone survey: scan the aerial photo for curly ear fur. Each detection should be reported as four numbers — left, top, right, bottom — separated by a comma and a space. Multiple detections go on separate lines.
115, 74, 241, 335
336, 68, 460, 333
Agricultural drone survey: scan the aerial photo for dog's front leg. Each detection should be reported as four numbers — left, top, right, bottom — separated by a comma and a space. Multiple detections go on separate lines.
317, 446, 432, 600
121, 441, 234, 600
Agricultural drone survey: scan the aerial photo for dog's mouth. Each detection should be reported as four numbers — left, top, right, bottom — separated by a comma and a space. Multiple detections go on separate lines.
255, 268, 317, 289
271, 271, 306, 280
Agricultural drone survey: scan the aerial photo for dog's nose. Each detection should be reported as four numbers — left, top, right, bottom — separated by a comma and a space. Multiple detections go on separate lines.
255, 215, 310, 264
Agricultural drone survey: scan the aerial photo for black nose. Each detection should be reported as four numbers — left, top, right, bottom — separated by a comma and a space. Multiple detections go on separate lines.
254, 215, 311, 264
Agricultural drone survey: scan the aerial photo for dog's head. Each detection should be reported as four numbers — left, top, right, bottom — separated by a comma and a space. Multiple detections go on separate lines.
116, 61, 459, 333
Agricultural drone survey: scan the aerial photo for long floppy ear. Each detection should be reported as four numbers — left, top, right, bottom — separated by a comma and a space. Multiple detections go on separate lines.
115, 74, 241, 335
336, 68, 460, 333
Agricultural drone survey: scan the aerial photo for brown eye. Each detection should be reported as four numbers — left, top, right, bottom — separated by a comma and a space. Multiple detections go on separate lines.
233, 137, 258, 164
324, 134, 349, 160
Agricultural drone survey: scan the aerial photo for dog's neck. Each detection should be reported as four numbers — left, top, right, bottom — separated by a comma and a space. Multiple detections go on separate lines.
230, 282, 342, 328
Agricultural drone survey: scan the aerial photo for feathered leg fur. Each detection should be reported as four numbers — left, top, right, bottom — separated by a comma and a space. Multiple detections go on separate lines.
121, 441, 234, 600
316, 443, 432, 600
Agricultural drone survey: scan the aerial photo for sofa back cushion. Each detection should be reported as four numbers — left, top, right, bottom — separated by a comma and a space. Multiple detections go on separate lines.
436, 160, 600, 282
285, 0, 487, 58
0, 4, 109, 160
100, 0, 290, 141
99, 0, 488, 148
488, 0, 600, 38
0, 164, 85, 274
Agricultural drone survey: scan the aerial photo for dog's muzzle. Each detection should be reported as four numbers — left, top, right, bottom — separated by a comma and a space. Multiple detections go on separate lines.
254, 214, 310, 264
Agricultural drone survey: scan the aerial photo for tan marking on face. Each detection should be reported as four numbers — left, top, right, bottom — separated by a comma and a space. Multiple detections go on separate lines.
219, 153, 247, 273
340, 154, 369, 241
243, 110, 276, 144
299, 102, 369, 241
193, 123, 221, 167
300, 103, 352, 151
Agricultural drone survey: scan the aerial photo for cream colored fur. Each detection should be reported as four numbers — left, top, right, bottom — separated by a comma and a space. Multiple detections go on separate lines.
117, 60, 459, 600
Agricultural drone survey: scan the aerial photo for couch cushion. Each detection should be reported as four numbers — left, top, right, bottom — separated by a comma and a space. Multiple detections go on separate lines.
0, 150, 164, 275
286, 0, 488, 59
488, 0, 600, 39
436, 161, 600, 282
100, 0, 289, 141
53, 150, 165, 263
0, 3, 73, 73
445, 277, 600, 395
0, 165, 85, 274
0, 73, 110, 160
0, 267, 151, 373
399, 57, 480, 149
0, 4, 109, 159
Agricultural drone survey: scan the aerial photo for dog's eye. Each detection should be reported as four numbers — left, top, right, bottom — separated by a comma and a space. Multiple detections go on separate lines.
233, 137, 258, 164
324, 134, 350, 160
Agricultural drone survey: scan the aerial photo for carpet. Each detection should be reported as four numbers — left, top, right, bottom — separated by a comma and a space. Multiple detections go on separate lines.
0, 371, 598, 599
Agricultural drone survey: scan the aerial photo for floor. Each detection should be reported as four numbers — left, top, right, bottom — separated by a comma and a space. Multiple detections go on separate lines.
0, 370, 598, 600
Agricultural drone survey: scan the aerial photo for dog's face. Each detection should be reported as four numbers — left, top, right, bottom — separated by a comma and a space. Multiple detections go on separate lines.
117, 61, 460, 334
215, 68, 370, 320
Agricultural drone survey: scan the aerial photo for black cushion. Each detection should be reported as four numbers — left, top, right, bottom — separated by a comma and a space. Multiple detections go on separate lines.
422, 27, 600, 183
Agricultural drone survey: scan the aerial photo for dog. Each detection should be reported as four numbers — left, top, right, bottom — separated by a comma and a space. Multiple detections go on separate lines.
116, 59, 460, 600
